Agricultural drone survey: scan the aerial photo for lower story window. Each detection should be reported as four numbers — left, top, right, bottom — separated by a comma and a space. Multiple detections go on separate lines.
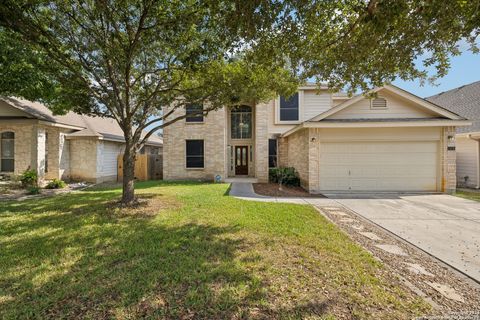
268, 139, 277, 168
1, 132, 14, 172
186, 140, 204, 168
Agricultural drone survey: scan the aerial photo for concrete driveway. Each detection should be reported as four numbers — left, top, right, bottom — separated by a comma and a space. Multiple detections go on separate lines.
325, 193, 480, 283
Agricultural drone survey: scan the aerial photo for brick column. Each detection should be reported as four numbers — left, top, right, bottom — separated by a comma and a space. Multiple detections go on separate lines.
277, 137, 288, 167
308, 128, 320, 192
442, 126, 456, 193
45, 128, 61, 180
255, 103, 268, 182
31, 125, 46, 180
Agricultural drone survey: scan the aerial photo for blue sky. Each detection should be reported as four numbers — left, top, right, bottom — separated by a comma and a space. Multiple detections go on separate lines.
393, 50, 480, 98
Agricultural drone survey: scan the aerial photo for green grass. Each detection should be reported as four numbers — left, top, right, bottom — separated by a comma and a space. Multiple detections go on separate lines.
0, 181, 430, 319
454, 189, 480, 202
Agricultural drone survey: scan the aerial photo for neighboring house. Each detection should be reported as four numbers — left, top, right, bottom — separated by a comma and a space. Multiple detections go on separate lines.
427, 81, 480, 188
163, 84, 470, 193
0, 97, 163, 183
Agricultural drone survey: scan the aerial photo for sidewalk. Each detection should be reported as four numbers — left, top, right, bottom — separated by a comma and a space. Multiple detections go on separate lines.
229, 182, 338, 206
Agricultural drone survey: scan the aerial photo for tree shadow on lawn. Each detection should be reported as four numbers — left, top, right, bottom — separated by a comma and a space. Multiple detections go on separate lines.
0, 191, 331, 319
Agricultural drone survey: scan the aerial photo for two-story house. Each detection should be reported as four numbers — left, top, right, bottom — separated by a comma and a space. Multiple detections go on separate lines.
163, 84, 470, 193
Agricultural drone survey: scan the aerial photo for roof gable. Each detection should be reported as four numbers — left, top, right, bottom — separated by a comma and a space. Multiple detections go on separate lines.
0, 100, 33, 118
309, 85, 465, 122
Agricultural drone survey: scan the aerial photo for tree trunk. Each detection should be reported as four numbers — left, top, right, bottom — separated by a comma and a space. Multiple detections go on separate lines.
121, 140, 137, 204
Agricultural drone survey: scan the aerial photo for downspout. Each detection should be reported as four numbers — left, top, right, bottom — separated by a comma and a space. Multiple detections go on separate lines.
467, 134, 480, 189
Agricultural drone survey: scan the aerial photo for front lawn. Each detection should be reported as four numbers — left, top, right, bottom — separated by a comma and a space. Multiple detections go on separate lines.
0, 181, 430, 319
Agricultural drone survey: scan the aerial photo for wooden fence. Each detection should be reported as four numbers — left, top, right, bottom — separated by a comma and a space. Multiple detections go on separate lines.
117, 154, 163, 181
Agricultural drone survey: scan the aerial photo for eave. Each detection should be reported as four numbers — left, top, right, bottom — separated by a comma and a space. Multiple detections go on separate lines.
281, 119, 472, 137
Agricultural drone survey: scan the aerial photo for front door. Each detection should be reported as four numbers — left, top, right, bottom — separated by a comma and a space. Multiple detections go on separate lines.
235, 146, 248, 175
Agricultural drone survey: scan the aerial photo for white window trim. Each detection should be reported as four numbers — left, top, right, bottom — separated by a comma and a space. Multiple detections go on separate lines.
275, 90, 304, 124
370, 96, 388, 110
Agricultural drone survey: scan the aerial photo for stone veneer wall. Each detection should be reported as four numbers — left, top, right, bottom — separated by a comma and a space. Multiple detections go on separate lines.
285, 128, 310, 189
442, 126, 457, 193
69, 138, 98, 182
254, 103, 269, 182
163, 106, 227, 181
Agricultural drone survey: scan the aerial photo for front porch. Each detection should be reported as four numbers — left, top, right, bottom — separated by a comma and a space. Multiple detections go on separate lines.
0, 121, 70, 181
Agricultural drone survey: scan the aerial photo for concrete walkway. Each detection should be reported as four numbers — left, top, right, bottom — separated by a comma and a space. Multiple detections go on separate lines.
229, 182, 337, 206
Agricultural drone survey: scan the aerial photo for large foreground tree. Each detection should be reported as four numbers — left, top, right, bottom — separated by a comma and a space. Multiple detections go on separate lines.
1, 0, 478, 204
0, 0, 297, 204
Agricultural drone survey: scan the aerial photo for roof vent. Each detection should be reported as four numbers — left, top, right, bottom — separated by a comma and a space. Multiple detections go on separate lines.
371, 97, 387, 109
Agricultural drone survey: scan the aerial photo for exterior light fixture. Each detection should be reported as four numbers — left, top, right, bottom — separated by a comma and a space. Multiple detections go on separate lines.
447, 135, 455, 150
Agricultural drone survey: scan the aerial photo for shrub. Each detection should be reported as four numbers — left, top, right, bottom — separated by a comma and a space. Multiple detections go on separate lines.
26, 186, 41, 195
20, 169, 38, 188
269, 167, 300, 187
45, 179, 67, 189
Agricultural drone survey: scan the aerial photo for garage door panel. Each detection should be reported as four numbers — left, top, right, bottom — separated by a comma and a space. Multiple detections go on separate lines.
319, 141, 438, 191
320, 178, 350, 190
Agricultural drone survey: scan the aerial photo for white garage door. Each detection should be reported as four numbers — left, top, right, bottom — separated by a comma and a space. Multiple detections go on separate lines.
319, 141, 438, 191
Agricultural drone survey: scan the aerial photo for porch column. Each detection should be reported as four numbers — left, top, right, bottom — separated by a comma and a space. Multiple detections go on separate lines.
31, 125, 46, 180
255, 103, 269, 182
277, 137, 288, 167
442, 126, 456, 193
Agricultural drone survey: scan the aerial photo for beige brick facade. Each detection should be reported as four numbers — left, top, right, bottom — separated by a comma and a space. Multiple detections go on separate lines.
161, 92, 459, 194
45, 127, 71, 180
163, 106, 227, 181
442, 126, 457, 193
69, 138, 99, 182
307, 129, 320, 192
277, 137, 288, 167
284, 129, 309, 189
0, 124, 33, 175
0, 123, 73, 181
254, 103, 269, 182
0, 100, 162, 183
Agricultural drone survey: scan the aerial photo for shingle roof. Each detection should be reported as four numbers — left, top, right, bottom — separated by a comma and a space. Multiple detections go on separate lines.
426, 81, 480, 133
0, 97, 163, 146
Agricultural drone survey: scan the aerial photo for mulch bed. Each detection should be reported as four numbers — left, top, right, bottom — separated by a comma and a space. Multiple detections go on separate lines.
316, 205, 480, 316
253, 183, 326, 197
0, 181, 90, 201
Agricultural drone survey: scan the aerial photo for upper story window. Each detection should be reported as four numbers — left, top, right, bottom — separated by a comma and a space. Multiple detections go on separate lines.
371, 97, 387, 109
279, 93, 299, 121
0, 132, 14, 172
186, 103, 204, 122
231, 105, 252, 139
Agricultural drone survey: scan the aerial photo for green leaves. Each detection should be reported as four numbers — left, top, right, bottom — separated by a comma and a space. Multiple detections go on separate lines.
269, 0, 480, 93
0, 28, 56, 103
